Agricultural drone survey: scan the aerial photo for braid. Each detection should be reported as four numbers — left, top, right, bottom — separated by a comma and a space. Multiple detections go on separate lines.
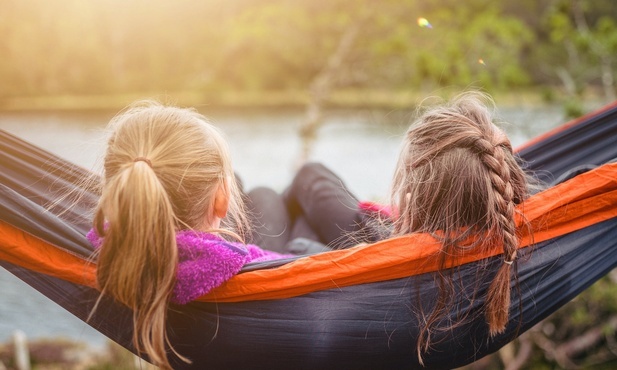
392, 91, 532, 360
477, 137, 519, 335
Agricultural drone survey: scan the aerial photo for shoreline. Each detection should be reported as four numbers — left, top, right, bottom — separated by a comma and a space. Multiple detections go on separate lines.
0, 88, 592, 114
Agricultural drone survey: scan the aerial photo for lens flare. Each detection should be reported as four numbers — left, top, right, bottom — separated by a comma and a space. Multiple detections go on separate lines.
417, 17, 432, 29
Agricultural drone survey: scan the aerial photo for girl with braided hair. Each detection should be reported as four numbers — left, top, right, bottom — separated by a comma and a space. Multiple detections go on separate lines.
389, 91, 531, 357
267, 91, 532, 359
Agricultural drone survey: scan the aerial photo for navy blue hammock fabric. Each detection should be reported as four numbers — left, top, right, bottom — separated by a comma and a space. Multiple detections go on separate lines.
1, 102, 617, 369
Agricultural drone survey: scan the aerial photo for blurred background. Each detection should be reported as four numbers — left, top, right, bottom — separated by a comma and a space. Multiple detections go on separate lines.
1, 0, 617, 368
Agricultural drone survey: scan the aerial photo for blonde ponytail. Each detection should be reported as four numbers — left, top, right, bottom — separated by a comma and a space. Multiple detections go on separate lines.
93, 101, 248, 369
95, 160, 180, 368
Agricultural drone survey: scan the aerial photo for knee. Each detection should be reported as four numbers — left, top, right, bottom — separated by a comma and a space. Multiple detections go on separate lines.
298, 162, 325, 173
295, 162, 329, 183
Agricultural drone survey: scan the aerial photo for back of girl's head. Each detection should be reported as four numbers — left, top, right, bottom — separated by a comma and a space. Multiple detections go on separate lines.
391, 91, 528, 238
390, 91, 530, 357
93, 100, 247, 369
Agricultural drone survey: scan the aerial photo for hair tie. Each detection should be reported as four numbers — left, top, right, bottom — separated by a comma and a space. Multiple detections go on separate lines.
133, 157, 153, 168
503, 259, 514, 266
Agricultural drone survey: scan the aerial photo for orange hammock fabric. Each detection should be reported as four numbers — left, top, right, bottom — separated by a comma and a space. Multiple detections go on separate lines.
1, 161, 616, 303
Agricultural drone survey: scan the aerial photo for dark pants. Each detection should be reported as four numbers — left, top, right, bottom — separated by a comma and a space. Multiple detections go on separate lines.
247, 163, 377, 253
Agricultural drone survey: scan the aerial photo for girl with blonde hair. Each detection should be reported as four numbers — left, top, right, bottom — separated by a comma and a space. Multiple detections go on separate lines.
87, 101, 291, 369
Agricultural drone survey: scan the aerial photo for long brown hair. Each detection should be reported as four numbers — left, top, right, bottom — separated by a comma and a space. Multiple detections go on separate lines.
390, 92, 530, 360
93, 101, 248, 369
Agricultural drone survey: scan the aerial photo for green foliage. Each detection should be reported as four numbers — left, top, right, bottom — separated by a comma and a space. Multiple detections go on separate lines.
539, 0, 617, 102
0, 0, 615, 106
563, 99, 585, 118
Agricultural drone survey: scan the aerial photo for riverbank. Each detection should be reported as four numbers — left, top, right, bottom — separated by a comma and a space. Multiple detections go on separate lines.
0, 333, 155, 370
0, 88, 600, 113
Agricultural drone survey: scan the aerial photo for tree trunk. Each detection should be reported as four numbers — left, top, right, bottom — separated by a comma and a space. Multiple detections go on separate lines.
297, 23, 360, 165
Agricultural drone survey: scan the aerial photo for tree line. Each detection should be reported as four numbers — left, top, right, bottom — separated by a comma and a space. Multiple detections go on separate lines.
1, 0, 616, 106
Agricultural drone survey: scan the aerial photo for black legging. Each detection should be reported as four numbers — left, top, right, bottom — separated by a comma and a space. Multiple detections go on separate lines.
246, 163, 379, 253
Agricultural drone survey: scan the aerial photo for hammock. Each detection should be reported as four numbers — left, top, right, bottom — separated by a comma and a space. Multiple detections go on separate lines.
1, 102, 617, 369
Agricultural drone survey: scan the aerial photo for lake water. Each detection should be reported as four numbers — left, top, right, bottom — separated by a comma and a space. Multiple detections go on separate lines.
0, 104, 574, 348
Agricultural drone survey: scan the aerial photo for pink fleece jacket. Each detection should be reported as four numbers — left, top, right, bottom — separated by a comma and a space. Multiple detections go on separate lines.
87, 229, 291, 304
